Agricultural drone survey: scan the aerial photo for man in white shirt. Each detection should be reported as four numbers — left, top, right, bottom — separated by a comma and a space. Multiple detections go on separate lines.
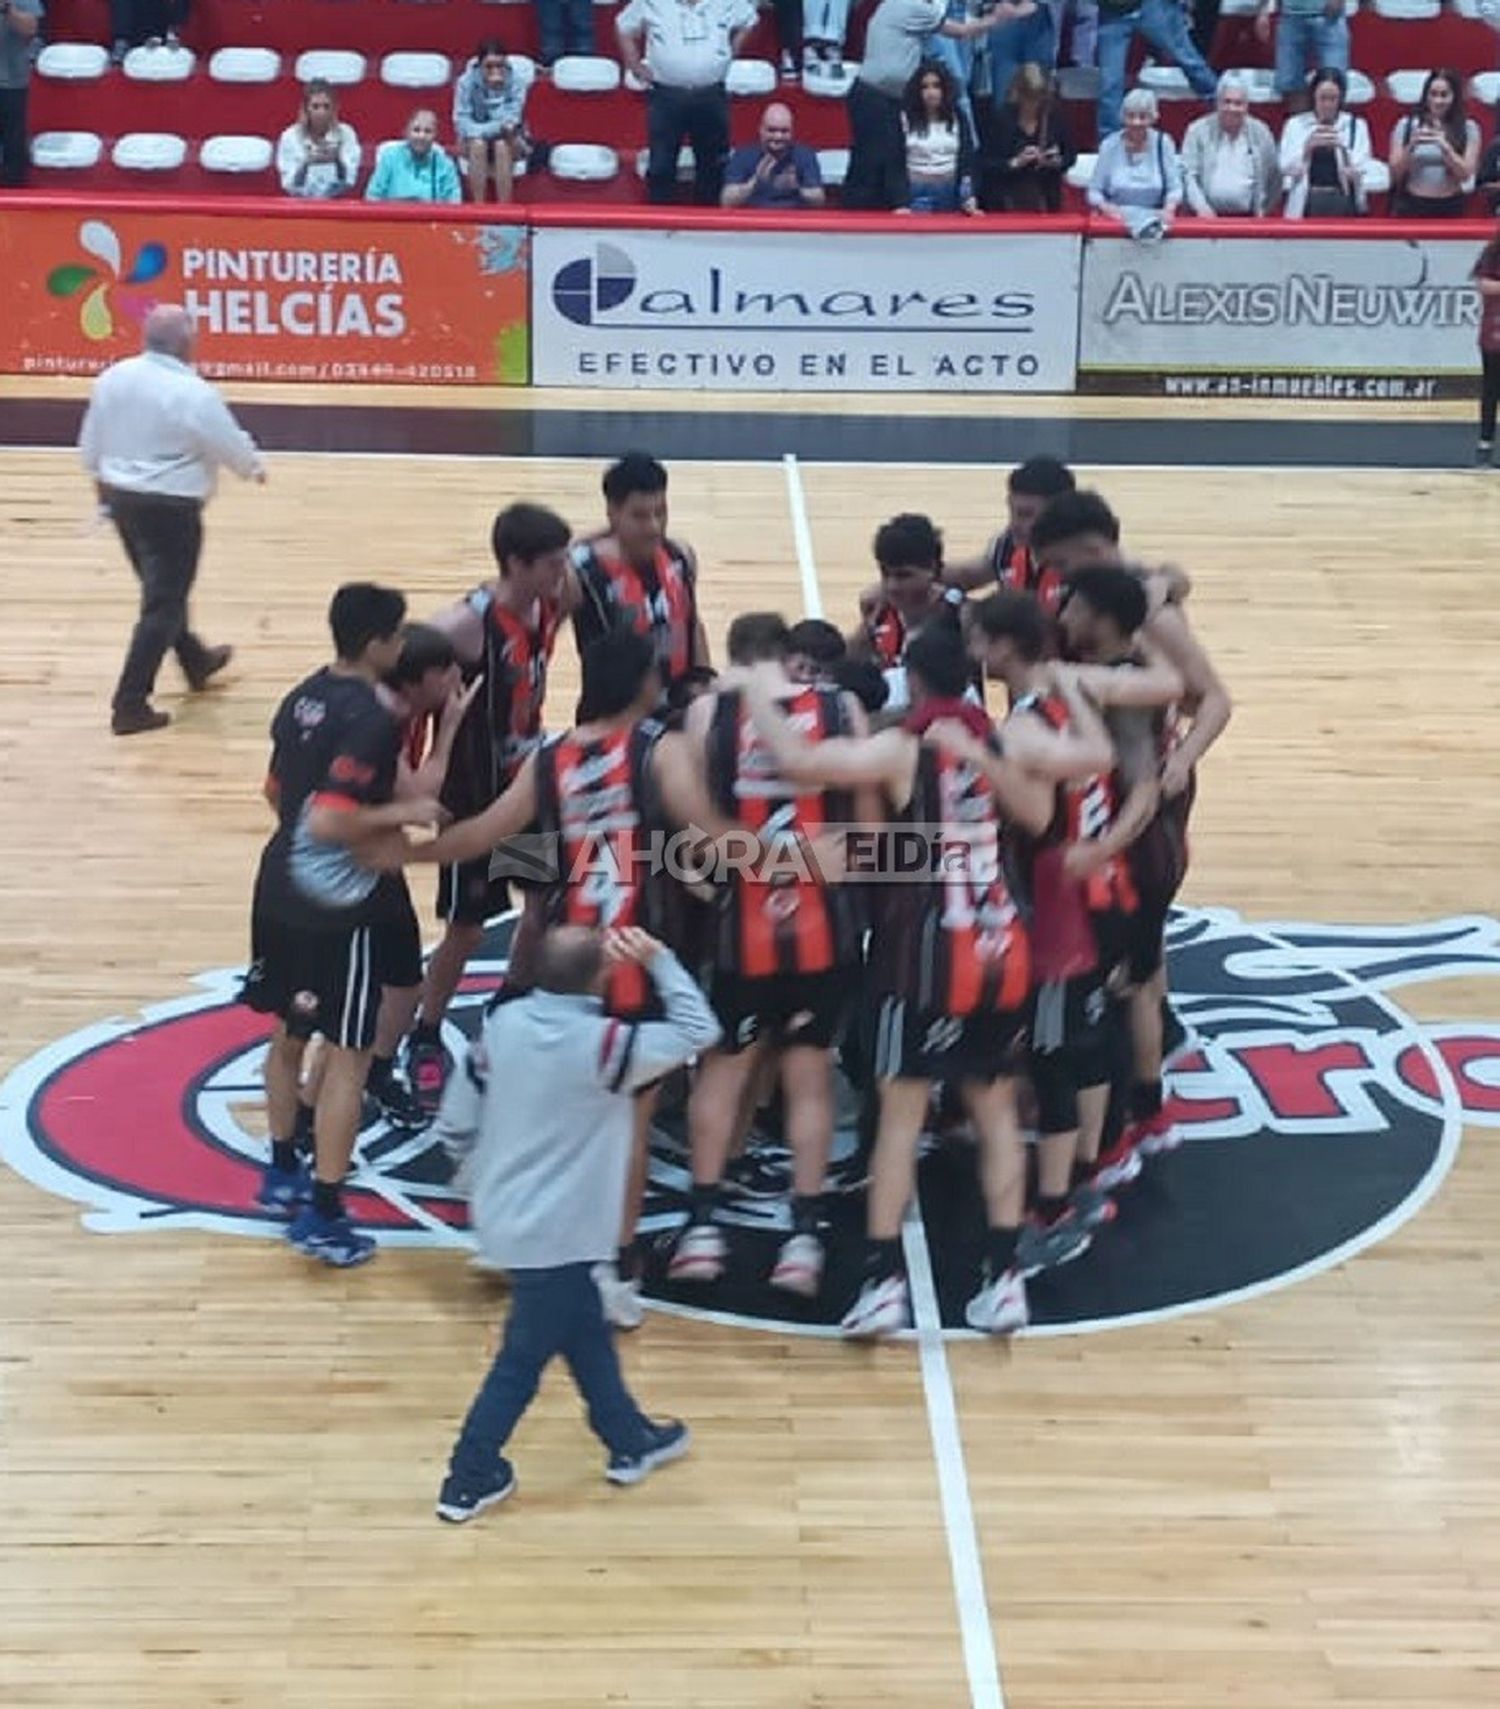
1180, 71, 1281, 217
79, 304, 266, 735
617, 0, 757, 205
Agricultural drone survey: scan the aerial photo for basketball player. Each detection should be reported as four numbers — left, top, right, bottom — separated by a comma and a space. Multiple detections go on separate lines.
245, 584, 446, 1268
943, 456, 1078, 607
404, 503, 576, 1111
784, 617, 847, 686
847, 513, 968, 714
742, 625, 1044, 1338
667, 612, 868, 1298
388, 629, 732, 1326
571, 453, 711, 708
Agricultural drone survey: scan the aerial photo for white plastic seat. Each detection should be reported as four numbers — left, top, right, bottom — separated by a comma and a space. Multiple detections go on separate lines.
552, 55, 622, 93
1362, 159, 1392, 194
801, 60, 858, 99
293, 51, 367, 88
381, 52, 452, 89
1219, 0, 1258, 14
1468, 72, 1500, 106
1056, 65, 1100, 100
112, 132, 189, 171
209, 47, 280, 84
551, 143, 620, 180
1225, 66, 1279, 103
634, 145, 696, 180
1138, 63, 1194, 98
122, 44, 195, 82
1066, 152, 1097, 190
36, 44, 109, 81
726, 59, 777, 97
1371, 0, 1439, 17
31, 131, 104, 169
1385, 69, 1432, 106
200, 134, 275, 173
508, 54, 539, 88
1344, 68, 1376, 106
817, 147, 848, 187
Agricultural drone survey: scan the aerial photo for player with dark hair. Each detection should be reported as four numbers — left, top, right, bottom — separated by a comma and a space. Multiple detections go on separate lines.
848, 512, 968, 714
944, 457, 1078, 608
784, 617, 847, 684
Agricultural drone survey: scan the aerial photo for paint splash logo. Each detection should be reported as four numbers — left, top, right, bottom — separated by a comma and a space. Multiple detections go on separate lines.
46, 221, 168, 341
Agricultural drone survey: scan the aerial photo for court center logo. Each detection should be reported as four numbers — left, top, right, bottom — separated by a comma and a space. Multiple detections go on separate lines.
46, 220, 169, 342
551, 242, 637, 327
4, 907, 1500, 1337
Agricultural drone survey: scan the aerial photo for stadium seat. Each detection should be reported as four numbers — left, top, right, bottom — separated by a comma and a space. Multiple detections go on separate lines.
293, 51, 367, 87
31, 130, 104, 170
509, 55, 539, 88
1469, 71, 1500, 105
1345, 69, 1377, 105
1371, 0, 1440, 17
112, 132, 189, 171
802, 62, 858, 99
551, 142, 619, 179
726, 59, 778, 97
1385, 69, 1431, 104
554, 56, 623, 93
817, 147, 849, 187
200, 134, 275, 173
1067, 152, 1097, 189
123, 44, 195, 83
1363, 159, 1393, 194
209, 48, 281, 84
1057, 66, 1100, 100
35, 44, 109, 81
381, 53, 453, 89
1138, 63, 1196, 98
634, 145, 694, 180
1225, 66, 1279, 102
1219, 0, 1258, 13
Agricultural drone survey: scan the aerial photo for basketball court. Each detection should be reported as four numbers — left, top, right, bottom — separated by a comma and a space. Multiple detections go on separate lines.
2, 379, 1499, 1709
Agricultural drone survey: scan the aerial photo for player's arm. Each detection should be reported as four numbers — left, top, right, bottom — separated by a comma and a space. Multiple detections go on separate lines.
305, 794, 446, 845
1063, 646, 1183, 711
1067, 709, 1159, 874
999, 676, 1115, 782
1145, 602, 1231, 791
744, 672, 910, 795
426, 595, 486, 665
397, 677, 483, 800
680, 543, 713, 670
942, 536, 1001, 592
922, 720, 1054, 836
651, 728, 739, 845
408, 752, 540, 866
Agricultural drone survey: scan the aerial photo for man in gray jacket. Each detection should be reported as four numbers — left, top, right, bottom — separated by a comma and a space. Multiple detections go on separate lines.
1180, 72, 1282, 217
433, 924, 722, 1523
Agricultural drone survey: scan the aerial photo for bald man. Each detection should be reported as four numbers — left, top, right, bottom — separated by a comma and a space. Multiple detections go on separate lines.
79, 304, 266, 735
721, 103, 826, 208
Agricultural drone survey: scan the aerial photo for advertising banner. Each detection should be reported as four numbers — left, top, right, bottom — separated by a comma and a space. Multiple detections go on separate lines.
1079, 234, 1484, 400
0, 210, 530, 385
531, 226, 1081, 391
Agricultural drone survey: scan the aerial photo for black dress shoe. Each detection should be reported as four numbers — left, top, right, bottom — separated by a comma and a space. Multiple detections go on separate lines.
111, 704, 172, 736
185, 644, 233, 691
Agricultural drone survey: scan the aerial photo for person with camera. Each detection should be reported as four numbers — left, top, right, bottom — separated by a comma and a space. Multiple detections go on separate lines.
1389, 68, 1480, 220
1279, 65, 1371, 218
276, 79, 362, 199
979, 61, 1075, 212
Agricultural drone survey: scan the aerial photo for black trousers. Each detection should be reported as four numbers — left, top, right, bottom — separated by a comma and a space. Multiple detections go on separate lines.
0, 86, 29, 189
843, 81, 906, 211
646, 84, 729, 206
106, 488, 213, 711
1482, 350, 1500, 443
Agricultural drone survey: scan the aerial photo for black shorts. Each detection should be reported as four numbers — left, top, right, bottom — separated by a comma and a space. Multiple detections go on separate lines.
708, 967, 851, 1055
1121, 900, 1169, 985
437, 858, 513, 929
1029, 975, 1115, 1136
242, 889, 421, 1050
870, 994, 1025, 1086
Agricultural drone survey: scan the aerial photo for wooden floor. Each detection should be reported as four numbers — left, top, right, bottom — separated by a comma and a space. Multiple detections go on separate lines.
3, 437, 1500, 1709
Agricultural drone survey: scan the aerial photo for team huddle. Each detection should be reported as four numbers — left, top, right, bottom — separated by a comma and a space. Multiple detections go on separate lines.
243, 451, 1231, 1339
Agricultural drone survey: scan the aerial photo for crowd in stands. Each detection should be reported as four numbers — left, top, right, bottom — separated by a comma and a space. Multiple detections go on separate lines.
2, 0, 1500, 214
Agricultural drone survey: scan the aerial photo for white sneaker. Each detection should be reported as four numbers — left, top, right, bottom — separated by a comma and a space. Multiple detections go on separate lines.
840, 1272, 909, 1339
965, 1268, 1029, 1335
592, 1260, 645, 1331
770, 1232, 825, 1297
667, 1220, 726, 1283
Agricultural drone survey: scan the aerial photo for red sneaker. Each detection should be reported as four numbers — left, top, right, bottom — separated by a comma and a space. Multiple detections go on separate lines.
1090, 1130, 1143, 1191
1134, 1105, 1184, 1159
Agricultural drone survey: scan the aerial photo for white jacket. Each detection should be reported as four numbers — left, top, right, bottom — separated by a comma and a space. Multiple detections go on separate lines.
1279, 109, 1372, 219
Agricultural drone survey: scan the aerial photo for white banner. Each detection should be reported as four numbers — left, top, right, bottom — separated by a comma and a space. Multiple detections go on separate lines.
1080, 235, 1484, 396
531, 227, 1081, 392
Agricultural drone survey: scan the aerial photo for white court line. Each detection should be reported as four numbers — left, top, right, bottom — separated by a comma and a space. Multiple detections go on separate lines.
786, 452, 1005, 1709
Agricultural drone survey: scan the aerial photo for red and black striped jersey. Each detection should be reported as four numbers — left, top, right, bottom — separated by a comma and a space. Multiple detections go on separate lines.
869, 740, 1030, 1017
572, 538, 698, 691
989, 530, 1064, 616
706, 687, 858, 979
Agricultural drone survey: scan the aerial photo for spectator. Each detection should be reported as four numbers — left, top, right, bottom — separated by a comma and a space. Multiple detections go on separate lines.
901, 60, 977, 211
924, 0, 979, 151
617, 0, 758, 206
1255, 0, 1347, 115
986, 0, 1057, 121
979, 61, 1075, 211
534, 0, 595, 71
1473, 224, 1500, 465
452, 39, 531, 203
1096, 0, 1215, 137
844, 0, 1020, 211
364, 109, 462, 204
1389, 69, 1480, 219
1088, 86, 1183, 234
1180, 71, 1281, 216
0, 0, 40, 187
1478, 123, 1500, 215
1280, 66, 1370, 217
804, 0, 849, 80
110, 0, 188, 61
276, 79, 362, 200
721, 102, 826, 207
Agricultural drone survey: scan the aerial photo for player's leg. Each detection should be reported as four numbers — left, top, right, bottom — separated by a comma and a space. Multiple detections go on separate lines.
669, 1024, 762, 1284
364, 879, 427, 1128
841, 1070, 929, 1336
963, 1070, 1031, 1334
770, 1041, 836, 1296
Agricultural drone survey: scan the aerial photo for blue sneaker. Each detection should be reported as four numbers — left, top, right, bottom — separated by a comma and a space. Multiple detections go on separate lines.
606, 1419, 690, 1487
256, 1160, 312, 1217
286, 1206, 376, 1268
435, 1458, 516, 1524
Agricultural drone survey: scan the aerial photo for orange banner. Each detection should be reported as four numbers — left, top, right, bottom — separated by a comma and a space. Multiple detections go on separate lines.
0, 208, 529, 385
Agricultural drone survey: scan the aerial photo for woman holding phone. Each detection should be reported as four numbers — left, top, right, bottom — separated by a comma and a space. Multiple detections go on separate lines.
1389, 68, 1479, 219
1279, 65, 1370, 218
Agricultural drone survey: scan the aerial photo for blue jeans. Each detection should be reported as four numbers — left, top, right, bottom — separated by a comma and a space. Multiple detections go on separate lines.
985, 8, 1057, 110
447, 1263, 652, 1480
910, 179, 963, 211
1097, 0, 1216, 135
1273, 11, 1349, 96
533, 0, 596, 64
